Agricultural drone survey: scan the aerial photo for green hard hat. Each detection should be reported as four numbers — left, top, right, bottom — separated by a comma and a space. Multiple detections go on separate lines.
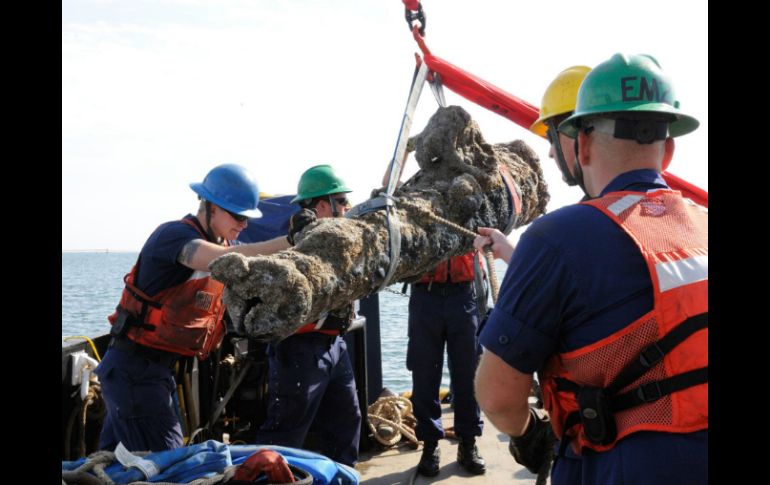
559, 53, 699, 139
291, 164, 352, 203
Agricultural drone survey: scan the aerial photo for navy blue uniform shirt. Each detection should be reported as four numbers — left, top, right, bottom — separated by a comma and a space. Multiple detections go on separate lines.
134, 215, 203, 296
479, 169, 707, 483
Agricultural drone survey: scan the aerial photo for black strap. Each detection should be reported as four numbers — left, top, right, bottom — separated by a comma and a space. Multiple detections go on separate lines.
556, 412, 582, 459
553, 313, 708, 448
472, 251, 488, 319
113, 304, 156, 332
606, 312, 707, 396
186, 214, 216, 243
555, 377, 581, 393
612, 118, 668, 144
546, 118, 580, 188
121, 283, 161, 331
124, 286, 163, 309
555, 367, 707, 453
556, 313, 707, 396
612, 367, 708, 413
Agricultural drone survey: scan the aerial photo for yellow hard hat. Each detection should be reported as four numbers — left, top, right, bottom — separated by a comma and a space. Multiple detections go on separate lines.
529, 65, 591, 137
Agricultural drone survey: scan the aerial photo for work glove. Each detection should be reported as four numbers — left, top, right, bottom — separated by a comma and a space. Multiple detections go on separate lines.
509, 407, 555, 475
324, 303, 356, 333
287, 208, 317, 245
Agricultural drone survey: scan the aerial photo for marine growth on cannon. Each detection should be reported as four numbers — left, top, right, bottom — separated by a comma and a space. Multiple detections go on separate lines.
210, 106, 549, 340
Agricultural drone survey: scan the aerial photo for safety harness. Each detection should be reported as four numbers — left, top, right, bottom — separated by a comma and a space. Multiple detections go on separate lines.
348, 2, 524, 292
554, 313, 708, 456
345, 49, 432, 293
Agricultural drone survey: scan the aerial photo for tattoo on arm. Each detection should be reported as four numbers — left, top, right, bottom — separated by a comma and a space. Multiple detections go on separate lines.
178, 240, 202, 266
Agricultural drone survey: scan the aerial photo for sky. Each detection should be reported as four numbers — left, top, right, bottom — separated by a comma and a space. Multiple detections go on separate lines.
62, 0, 707, 251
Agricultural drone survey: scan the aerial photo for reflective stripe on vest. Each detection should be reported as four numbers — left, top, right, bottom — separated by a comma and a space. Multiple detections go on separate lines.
107, 218, 228, 360
539, 189, 708, 454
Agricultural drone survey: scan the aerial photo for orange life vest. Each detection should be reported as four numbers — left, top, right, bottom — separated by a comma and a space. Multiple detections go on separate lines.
108, 218, 228, 360
539, 190, 708, 455
419, 251, 479, 284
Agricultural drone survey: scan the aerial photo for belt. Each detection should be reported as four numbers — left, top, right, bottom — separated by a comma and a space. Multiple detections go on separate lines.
110, 337, 180, 368
413, 281, 473, 296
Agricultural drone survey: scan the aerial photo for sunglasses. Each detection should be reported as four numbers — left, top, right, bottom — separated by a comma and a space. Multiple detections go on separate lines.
224, 208, 249, 223
332, 197, 351, 207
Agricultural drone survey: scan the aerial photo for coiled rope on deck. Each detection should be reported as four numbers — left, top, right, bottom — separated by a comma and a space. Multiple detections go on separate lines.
367, 396, 420, 447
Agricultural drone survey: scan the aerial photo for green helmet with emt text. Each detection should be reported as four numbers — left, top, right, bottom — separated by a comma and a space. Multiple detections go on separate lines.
559, 53, 699, 139
291, 164, 352, 203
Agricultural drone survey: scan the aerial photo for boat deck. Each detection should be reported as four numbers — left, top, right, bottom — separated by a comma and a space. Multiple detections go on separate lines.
357, 404, 548, 484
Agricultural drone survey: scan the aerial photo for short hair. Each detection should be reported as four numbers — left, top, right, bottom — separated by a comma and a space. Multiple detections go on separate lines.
582, 115, 672, 144
299, 196, 325, 209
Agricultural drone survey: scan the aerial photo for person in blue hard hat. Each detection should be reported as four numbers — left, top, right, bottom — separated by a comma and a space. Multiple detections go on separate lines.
255, 164, 362, 468
473, 54, 707, 484
95, 163, 291, 453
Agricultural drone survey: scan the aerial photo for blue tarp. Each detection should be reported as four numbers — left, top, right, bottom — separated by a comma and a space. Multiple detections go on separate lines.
62, 440, 231, 483
238, 194, 299, 243
62, 441, 360, 484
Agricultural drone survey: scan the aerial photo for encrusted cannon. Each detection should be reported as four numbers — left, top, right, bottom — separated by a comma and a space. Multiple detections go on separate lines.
210, 106, 549, 340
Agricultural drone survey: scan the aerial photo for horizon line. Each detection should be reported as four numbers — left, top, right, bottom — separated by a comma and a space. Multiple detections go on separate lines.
62, 249, 139, 253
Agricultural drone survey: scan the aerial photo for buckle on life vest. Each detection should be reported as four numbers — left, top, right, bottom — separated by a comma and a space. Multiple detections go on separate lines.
576, 386, 617, 445
110, 307, 132, 337
635, 381, 663, 403
639, 342, 665, 368
111, 305, 157, 337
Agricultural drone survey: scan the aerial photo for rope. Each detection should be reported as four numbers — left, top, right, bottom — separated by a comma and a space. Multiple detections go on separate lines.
483, 249, 499, 303
367, 396, 419, 447
62, 452, 240, 485
399, 200, 501, 302
62, 450, 117, 485
65, 372, 105, 460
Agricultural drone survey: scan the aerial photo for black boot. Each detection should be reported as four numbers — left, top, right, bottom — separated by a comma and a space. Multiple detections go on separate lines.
417, 440, 440, 477
457, 437, 486, 475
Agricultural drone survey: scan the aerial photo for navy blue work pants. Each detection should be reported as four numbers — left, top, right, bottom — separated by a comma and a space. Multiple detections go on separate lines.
551, 430, 708, 484
407, 284, 483, 441
256, 332, 361, 467
94, 346, 184, 452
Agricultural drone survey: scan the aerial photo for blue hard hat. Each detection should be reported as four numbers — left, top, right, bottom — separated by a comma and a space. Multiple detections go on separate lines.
190, 163, 262, 218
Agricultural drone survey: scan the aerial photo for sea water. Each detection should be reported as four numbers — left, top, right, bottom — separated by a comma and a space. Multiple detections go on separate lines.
62, 251, 506, 393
